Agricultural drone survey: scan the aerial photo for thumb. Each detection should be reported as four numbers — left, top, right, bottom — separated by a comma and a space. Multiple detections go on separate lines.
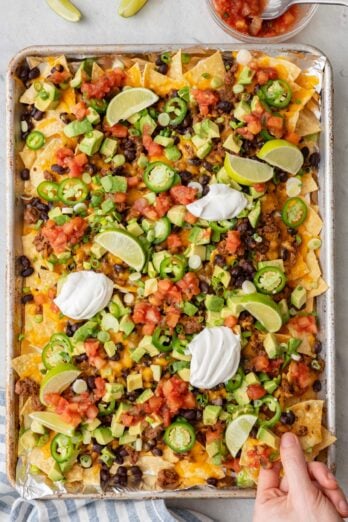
280, 432, 313, 494
257, 462, 281, 499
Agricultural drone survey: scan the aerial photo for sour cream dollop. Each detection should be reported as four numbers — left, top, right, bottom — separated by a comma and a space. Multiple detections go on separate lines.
54, 271, 114, 320
186, 184, 248, 221
188, 326, 241, 389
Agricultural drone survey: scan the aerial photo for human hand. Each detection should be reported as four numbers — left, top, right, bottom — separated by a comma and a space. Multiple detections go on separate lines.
253, 432, 348, 522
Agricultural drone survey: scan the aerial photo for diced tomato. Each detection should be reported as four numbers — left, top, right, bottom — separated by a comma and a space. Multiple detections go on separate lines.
265, 114, 284, 139
167, 233, 183, 253
285, 132, 301, 145
155, 376, 196, 422
288, 361, 317, 389
253, 183, 266, 192
224, 458, 242, 472
224, 315, 238, 329
41, 216, 88, 254
142, 324, 155, 335
244, 113, 262, 135
142, 133, 163, 158
86, 405, 99, 419
84, 339, 100, 357
132, 302, 161, 325
247, 383, 267, 400
127, 176, 140, 188
113, 192, 127, 203
225, 230, 241, 254
205, 422, 224, 445
247, 445, 273, 469
170, 185, 197, 205
94, 377, 106, 400
289, 315, 318, 334
184, 211, 198, 224
104, 123, 129, 138
165, 308, 181, 328
49, 69, 70, 84
72, 101, 89, 120
81, 68, 125, 99
155, 193, 172, 218
56, 147, 74, 166
68, 153, 88, 178
236, 127, 254, 141
252, 354, 271, 372
191, 89, 219, 116
121, 413, 138, 427
177, 272, 200, 299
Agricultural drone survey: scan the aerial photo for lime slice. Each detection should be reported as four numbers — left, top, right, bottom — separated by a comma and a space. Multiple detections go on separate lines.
95, 229, 146, 271
106, 88, 159, 125
257, 139, 304, 175
225, 414, 258, 457
241, 293, 283, 333
118, 0, 148, 17
224, 153, 274, 186
40, 363, 81, 405
29, 411, 75, 436
46, 0, 82, 22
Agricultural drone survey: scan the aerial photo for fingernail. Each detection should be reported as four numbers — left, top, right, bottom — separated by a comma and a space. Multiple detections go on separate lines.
327, 471, 336, 482
281, 432, 297, 448
338, 500, 348, 514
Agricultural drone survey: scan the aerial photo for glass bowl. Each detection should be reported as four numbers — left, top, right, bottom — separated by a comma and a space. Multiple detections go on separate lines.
207, 0, 318, 43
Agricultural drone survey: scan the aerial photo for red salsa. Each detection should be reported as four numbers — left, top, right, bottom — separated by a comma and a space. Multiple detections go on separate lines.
213, 0, 299, 37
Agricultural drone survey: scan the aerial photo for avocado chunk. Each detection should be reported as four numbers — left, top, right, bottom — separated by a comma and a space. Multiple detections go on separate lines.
119, 432, 137, 445
226, 295, 245, 317
114, 402, 131, 423
102, 383, 124, 402
248, 200, 261, 228
63, 118, 93, 138
154, 135, 174, 147
233, 382, 251, 406
234, 101, 251, 122
111, 419, 125, 438
205, 295, 225, 312
206, 310, 224, 327
257, 427, 280, 450
34, 82, 60, 111
178, 367, 190, 382
245, 372, 260, 385
93, 427, 113, 445
150, 364, 162, 382
129, 422, 144, 436
223, 133, 242, 154
238, 66, 254, 85
278, 298, 290, 323
47, 461, 64, 482
184, 244, 207, 261
203, 405, 222, 425
182, 301, 198, 317
152, 250, 171, 272
236, 469, 255, 488
127, 373, 143, 392
79, 130, 104, 156
70, 59, 92, 88
291, 285, 307, 309
201, 119, 220, 139
139, 114, 156, 135
213, 265, 231, 288
119, 314, 135, 336
100, 137, 118, 157
206, 440, 222, 458
196, 141, 213, 159
86, 107, 101, 125
189, 226, 211, 245
136, 389, 154, 404
167, 205, 187, 227
131, 346, 146, 363
263, 333, 280, 359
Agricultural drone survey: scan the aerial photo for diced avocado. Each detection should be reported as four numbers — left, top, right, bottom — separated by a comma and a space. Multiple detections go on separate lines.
234, 101, 251, 122
100, 137, 118, 157
264, 378, 279, 394
257, 427, 280, 450
278, 298, 290, 323
291, 285, 307, 309
131, 346, 146, 364
137, 335, 159, 357
203, 405, 222, 426
189, 226, 211, 245
79, 130, 104, 156
245, 372, 260, 385
220, 307, 235, 319
238, 66, 254, 85
147, 261, 157, 278
213, 265, 231, 288
236, 469, 255, 488
119, 433, 137, 445
64, 118, 93, 138
136, 389, 154, 404
127, 220, 144, 237
90, 242, 106, 259
211, 453, 223, 465
30, 420, 46, 435
119, 315, 135, 336
178, 367, 190, 382
110, 294, 129, 318
223, 133, 242, 154
102, 383, 124, 402
128, 112, 141, 124
192, 134, 208, 149
82, 428, 92, 445
86, 107, 101, 125
201, 119, 220, 139
205, 295, 224, 312
226, 295, 245, 317
206, 440, 221, 458
184, 244, 207, 260
171, 349, 191, 362
111, 419, 125, 438
114, 402, 131, 423
263, 333, 280, 359
206, 310, 224, 327
165, 145, 181, 162
101, 313, 119, 332
251, 95, 261, 113
145, 413, 163, 428
127, 373, 143, 392
129, 422, 144, 437
233, 382, 251, 406
152, 250, 171, 272
183, 301, 198, 316
48, 461, 64, 482
154, 135, 174, 147
59, 451, 78, 473
100, 447, 116, 467
150, 364, 162, 381
18, 430, 38, 455
144, 278, 158, 297
167, 205, 187, 227
250, 185, 265, 199
248, 200, 261, 228
197, 141, 213, 159
258, 259, 285, 271
70, 59, 93, 88
93, 427, 113, 445
84, 418, 101, 432
34, 82, 60, 111
139, 114, 156, 135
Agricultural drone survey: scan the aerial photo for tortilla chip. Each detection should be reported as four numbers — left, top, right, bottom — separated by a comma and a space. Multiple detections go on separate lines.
57, 87, 77, 113
12, 353, 43, 383
184, 51, 225, 90
66, 464, 84, 483
308, 278, 328, 298
296, 107, 321, 137
29, 447, 56, 475
143, 64, 185, 96
176, 459, 224, 486
256, 56, 301, 83
28, 137, 64, 191
91, 62, 104, 81
83, 464, 101, 487
308, 427, 336, 461
20, 147, 37, 169
301, 173, 318, 195
288, 255, 309, 281
304, 207, 323, 236
34, 112, 64, 138
19, 84, 38, 105
167, 50, 184, 80
24, 301, 63, 349
289, 400, 323, 450
285, 85, 315, 132
126, 63, 143, 87
305, 296, 314, 313
306, 251, 321, 281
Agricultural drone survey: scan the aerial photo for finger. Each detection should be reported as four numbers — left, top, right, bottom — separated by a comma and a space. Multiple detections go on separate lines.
257, 462, 281, 497
308, 462, 338, 491
280, 432, 313, 493
279, 475, 288, 492
319, 486, 348, 518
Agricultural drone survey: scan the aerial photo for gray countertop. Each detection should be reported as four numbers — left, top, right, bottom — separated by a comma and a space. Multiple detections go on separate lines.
1, 1, 347, 520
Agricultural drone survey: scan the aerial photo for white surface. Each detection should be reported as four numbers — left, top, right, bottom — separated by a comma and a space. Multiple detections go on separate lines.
1, 1, 348, 520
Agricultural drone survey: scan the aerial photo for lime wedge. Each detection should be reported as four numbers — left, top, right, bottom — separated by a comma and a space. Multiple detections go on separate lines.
257, 139, 304, 175
224, 153, 274, 186
241, 293, 283, 332
225, 414, 258, 457
46, 0, 82, 22
106, 88, 159, 125
118, 0, 148, 17
95, 229, 146, 271
40, 363, 81, 405
29, 411, 75, 436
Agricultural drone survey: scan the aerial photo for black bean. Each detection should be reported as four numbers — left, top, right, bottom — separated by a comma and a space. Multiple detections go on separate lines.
51, 164, 68, 175
21, 267, 34, 277
173, 135, 180, 145
281, 248, 289, 261
28, 67, 40, 80
127, 391, 141, 402
199, 280, 210, 293
202, 185, 210, 196
199, 174, 210, 186
313, 380, 322, 392
40, 212, 49, 222
178, 170, 192, 184
234, 276, 245, 288
309, 152, 320, 168
114, 263, 126, 272
181, 115, 193, 128
20, 168, 30, 181
118, 447, 129, 458
93, 443, 103, 453
87, 376, 96, 390
155, 57, 164, 66
84, 163, 97, 175
124, 149, 136, 162
195, 410, 202, 421
117, 466, 127, 476
314, 340, 322, 354
109, 352, 121, 361
32, 109, 45, 121
35, 201, 49, 212
277, 171, 288, 183
74, 353, 88, 364
230, 266, 241, 278
236, 220, 250, 234
18, 255, 31, 268
21, 293, 34, 304
280, 411, 296, 425
112, 166, 126, 176
214, 255, 225, 267
157, 64, 168, 75
129, 466, 142, 476
151, 447, 163, 456
100, 469, 110, 482
179, 409, 197, 421
60, 112, 71, 124
196, 431, 206, 446
287, 227, 297, 236
51, 64, 64, 73
115, 455, 124, 465
207, 477, 218, 487
17, 63, 30, 82
301, 146, 309, 159
239, 259, 254, 274
188, 157, 201, 166
216, 100, 232, 113
202, 161, 214, 172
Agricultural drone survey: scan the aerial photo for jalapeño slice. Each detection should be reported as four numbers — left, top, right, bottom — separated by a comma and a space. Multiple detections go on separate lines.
254, 266, 287, 295
260, 79, 292, 109
164, 97, 188, 126
26, 130, 46, 150
58, 178, 89, 206
257, 396, 282, 429
281, 197, 307, 228
51, 433, 74, 463
164, 421, 196, 453
144, 162, 176, 193
152, 327, 173, 352
37, 181, 60, 202
160, 255, 186, 282
42, 333, 73, 370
